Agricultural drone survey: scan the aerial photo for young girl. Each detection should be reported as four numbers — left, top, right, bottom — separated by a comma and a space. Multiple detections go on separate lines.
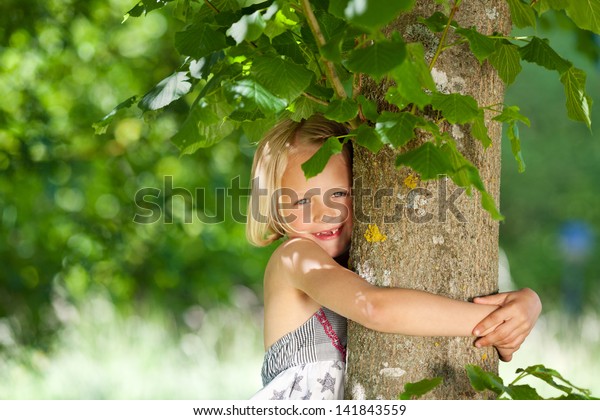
247, 115, 541, 400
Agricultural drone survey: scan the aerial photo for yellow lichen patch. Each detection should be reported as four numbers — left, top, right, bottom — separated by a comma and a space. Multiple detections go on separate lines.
434, 342, 440, 347
364, 224, 387, 243
481, 352, 488, 361
403, 173, 419, 189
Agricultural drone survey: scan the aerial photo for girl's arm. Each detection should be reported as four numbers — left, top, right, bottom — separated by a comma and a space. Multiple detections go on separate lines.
276, 238, 501, 337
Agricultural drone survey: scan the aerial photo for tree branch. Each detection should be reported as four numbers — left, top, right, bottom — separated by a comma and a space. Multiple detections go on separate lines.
429, 0, 461, 71
299, 0, 347, 100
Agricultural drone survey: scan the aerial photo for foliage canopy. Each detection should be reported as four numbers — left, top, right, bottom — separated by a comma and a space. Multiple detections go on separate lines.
99, 0, 597, 220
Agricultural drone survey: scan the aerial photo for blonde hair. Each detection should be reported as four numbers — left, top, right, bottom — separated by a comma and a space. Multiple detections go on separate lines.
246, 115, 350, 247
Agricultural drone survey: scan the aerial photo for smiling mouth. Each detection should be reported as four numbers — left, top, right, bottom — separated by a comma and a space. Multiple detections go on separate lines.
312, 226, 342, 240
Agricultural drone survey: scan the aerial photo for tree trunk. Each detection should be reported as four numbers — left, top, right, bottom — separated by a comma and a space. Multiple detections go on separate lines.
346, 0, 511, 399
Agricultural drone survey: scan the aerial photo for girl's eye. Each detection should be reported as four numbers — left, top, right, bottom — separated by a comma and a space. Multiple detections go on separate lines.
295, 198, 309, 206
332, 191, 348, 198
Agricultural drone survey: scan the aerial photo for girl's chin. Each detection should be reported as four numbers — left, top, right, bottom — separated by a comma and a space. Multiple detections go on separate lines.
320, 241, 350, 259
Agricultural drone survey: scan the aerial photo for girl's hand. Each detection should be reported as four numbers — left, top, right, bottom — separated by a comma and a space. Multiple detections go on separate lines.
471, 288, 542, 362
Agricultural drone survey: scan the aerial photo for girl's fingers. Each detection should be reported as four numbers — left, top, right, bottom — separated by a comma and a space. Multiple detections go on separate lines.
472, 306, 510, 336
475, 322, 523, 347
473, 292, 509, 306
497, 345, 520, 362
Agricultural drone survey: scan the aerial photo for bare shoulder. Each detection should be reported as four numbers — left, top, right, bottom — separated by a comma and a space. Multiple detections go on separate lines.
266, 237, 336, 278
262, 239, 324, 348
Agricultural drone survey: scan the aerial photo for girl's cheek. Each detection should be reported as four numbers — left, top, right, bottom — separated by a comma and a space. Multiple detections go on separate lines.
282, 209, 305, 229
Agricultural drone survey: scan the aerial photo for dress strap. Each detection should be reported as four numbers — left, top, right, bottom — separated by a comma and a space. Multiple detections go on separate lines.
315, 308, 347, 360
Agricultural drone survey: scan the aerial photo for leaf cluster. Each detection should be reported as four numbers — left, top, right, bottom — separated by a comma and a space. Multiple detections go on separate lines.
398, 363, 599, 400
466, 364, 598, 400
97, 0, 598, 219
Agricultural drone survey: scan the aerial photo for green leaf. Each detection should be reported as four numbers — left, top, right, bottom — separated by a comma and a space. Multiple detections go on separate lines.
324, 99, 359, 122
418, 12, 450, 32
395, 142, 453, 180
480, 190, 504, 221
375, 111, 421, 148
352, 124, 383, 154
238, 0, 266, 8
288, 96, 326, 122
398, 377, 443, 400
215, 0, 242, 12
357, 95, 379, 122
172, 97, 236, 151
189, 53, 224, 80
224, 78, 288, 114
565, 0, 600, 35
560, 67, 593, 129
533, 0, 570, 15
493, 105, 531, 127
553, 393, 595, 400
488, 41, 522, 85
251, 56, 313, 102
455, 27, 496, 63
516, 365, 592, 396
301, 136, 344, 179
518, 37, 571, 73
93, 95, 139, 134
465, 364, 507, 396
344, 39, 407, 81
471, 111, 492, 148
264, 6, 298, 39
431, 93, 480, 124
329, 0, 415, 30
493, 105, 530, 171
228, 108, 265, 122
506, 0, 536, 29
503, 385, 542, 400
442, 142, 503, 221
227, 11, 267, 44
173, 0, 193, 22
126, 0, 174, 17
196, 62, 243, 102
241, 116, 278, 143
272, 32, 306, 64
175, 24, 229, 59
388, 43, 435, 109
506, 120, 526, 173
138, 72, 191, 111
315, 11, 348, 63
441, 142, 485, 192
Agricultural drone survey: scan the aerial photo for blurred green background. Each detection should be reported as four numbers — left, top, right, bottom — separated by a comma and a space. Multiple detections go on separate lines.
0, 0, 598, 398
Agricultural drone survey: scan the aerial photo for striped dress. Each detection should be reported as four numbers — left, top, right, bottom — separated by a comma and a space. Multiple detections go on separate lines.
250, 308, 347, 400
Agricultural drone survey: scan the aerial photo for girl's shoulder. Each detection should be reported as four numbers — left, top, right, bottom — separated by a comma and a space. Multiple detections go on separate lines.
266, 238, 331, 278
263, 239, 324, 348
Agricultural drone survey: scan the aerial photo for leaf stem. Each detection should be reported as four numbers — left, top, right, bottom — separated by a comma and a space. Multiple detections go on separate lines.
428, 0, 461, 71
205, 0, 220, 13
299, 0, 347, 100
301, 92, 329, 106
509, 371, 528, 386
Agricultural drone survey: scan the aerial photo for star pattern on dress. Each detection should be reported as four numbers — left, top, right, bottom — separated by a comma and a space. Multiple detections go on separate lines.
331, 361, 344, 370
291, 373, 303, 393
317, 372, 336, 394
270, 389, 286, 400
301, 390, 312, 400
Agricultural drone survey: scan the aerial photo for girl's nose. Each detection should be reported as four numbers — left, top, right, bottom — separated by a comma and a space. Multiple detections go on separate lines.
312, 199, 338, 223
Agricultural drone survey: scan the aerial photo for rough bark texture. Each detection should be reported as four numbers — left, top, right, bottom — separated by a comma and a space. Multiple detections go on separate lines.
346, 0, 511, 400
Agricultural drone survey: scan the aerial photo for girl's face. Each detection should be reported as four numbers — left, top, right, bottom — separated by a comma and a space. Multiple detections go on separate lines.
279, 143, 353, 258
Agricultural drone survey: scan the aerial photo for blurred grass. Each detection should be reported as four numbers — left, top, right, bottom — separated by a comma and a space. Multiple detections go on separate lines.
1, 292, 598, 399
499, 309, 600, 399
0, 292, 265, 399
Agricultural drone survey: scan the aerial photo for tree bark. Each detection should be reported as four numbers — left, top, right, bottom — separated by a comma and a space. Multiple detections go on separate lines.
346, 0, 511, 399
